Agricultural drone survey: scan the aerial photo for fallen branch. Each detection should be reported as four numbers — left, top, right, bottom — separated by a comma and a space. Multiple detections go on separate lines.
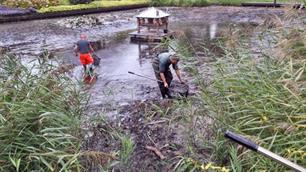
145, 145, 166, 160
146, 119, 168, 125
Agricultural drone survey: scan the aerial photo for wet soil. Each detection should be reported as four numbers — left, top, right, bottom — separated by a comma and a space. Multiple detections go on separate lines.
83, 98, 214, 172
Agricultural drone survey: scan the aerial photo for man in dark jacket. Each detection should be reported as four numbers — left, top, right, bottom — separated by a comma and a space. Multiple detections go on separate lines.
153, 52, 184, 99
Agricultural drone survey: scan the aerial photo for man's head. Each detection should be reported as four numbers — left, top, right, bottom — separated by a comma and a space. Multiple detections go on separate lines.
170, 54, 180, 64
80, 33, 87, 40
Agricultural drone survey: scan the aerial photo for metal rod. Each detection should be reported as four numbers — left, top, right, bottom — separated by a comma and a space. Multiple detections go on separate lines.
128, 71, 163, 82
258, 147, 305, 172
225, 131, 306, 172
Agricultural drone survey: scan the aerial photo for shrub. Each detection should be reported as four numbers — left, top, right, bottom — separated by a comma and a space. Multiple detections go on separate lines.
69, 0, 93, 5
150, 0, 162, 6
3, 0, 59, 9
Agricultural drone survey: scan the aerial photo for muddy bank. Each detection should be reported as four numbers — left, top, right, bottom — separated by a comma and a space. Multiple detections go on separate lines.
0, 6, 284, 57
83, 98, 214, 172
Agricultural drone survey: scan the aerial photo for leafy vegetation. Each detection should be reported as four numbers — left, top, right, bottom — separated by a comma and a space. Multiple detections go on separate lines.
0, 54, 85, 171
203, 51, 306, 170
167, 11, 306, 171
2, 0, 59, 9
39, 0, 149, 13
59, 0, 71, 5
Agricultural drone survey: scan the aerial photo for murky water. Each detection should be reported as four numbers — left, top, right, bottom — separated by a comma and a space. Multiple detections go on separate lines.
89, 40, 159, 107
71, 22, 255, 112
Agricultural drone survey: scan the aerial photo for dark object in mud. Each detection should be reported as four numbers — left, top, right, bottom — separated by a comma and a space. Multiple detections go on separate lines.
92, 54, 101, 67
241, 2, 288, 8
69, 0, 93, 5
0, 5, 37, 16
83, 74, 97, 84
0, 46, 10, 54
90, 40, 104, 51
127, 71, 189, 98
169, 80, 189, 98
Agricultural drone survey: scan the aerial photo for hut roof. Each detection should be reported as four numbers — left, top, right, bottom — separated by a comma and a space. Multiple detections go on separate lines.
136, 7, 170, 18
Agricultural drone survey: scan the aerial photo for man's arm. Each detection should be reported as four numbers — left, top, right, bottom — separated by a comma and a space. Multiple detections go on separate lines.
175, 69, 184, 84
89, 43, 94, 53
160, 73, 168, 88
173, 63, 184, 84
74, 44, 79, 56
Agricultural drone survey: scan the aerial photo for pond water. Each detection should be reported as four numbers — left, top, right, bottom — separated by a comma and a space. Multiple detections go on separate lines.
66, 21, 258, 113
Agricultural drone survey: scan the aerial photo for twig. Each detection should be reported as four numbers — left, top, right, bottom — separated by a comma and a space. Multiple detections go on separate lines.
146, 119, 168, 125
145, 145, 166, 160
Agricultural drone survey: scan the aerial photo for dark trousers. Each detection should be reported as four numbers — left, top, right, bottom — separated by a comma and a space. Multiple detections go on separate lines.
153, 63, 173, 98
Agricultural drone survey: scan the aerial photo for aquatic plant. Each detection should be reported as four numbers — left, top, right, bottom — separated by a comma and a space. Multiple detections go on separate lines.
0, 54, 85, 171
161, 12, 306, 171
202, 48, 306, 170
39, 0, 149, 13
2, 0, 59, 9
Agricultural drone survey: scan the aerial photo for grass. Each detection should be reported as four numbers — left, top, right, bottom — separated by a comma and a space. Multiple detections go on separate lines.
59, 0, 71, 5
119, 135, 135, 168
203, 51, 306, 170
39, 0, 304, 13
153, 9, 306, 171
0, 54, 86, 171
39, 0, 149, 13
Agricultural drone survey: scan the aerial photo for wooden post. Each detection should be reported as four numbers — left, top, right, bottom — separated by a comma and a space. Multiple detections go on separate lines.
158, 19, 160, 35
165, 17, 168, 34
137, 18, 140, 33
138, 43, 141, 59
274, 0, 276, 7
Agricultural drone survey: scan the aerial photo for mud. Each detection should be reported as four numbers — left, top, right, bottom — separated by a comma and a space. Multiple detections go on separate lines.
83, 99, 214, 172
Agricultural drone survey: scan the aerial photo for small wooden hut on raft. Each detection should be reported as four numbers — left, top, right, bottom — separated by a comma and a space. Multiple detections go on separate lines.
130, 7, 173, 42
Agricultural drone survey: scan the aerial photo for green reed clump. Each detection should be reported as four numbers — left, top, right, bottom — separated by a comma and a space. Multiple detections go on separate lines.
173, 156, 230, 172
0, 54, 85, 171
202, 50, 306, 171
119, 135, 135, 168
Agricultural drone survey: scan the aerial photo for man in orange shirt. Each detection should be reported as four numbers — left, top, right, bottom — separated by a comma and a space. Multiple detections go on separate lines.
74, 34, 94, 75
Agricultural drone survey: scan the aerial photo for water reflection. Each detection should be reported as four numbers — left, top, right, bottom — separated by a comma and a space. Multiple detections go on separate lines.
209, 23, 218, 40
137, 42, 169, 65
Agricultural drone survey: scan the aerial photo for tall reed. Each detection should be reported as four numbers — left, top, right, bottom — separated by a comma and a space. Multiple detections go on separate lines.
0, 54, 85, 171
